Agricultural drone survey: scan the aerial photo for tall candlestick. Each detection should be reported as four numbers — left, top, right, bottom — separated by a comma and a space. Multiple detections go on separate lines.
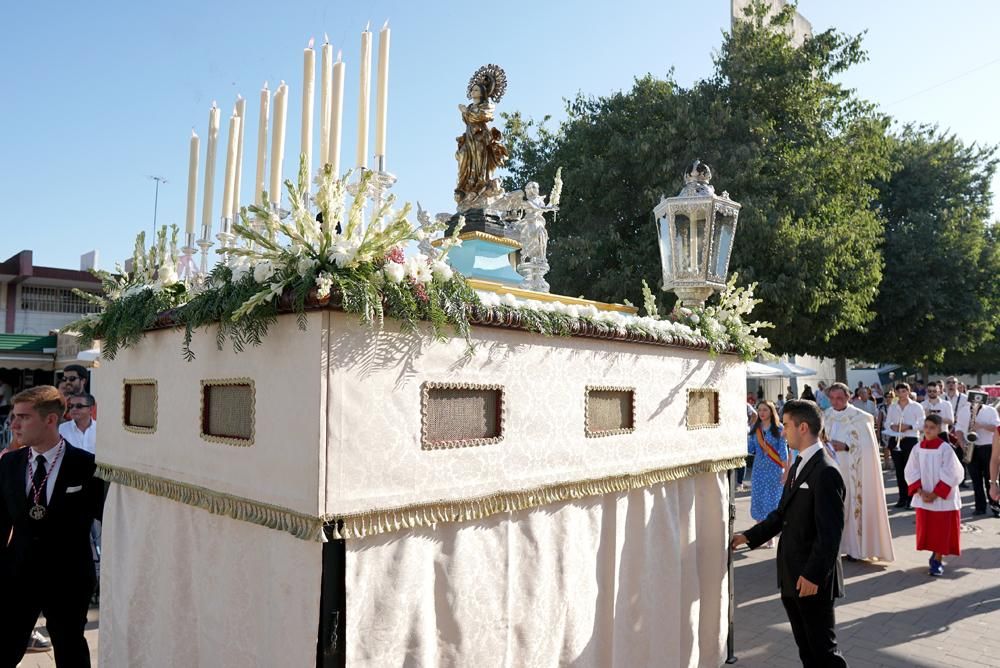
330, 51, 345, 176
356, 24, 372, 169
232, 95, 246, 220
374, 21, 390, 160
320, 36, 333, 168
221, 110, 241, 221
301, 38, 316, 180
255, 82, 270, 206
269, 81, 288, 205
200, 103, 221, 236
185, 130, 200, 234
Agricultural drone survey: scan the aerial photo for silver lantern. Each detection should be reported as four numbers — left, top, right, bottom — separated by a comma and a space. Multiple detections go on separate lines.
653, 160, 741, 306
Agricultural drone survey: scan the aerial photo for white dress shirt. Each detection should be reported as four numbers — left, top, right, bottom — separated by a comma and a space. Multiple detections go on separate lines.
793, 441, 825, 475
25, 440, 67, 504
885, 400, 925, 440
921, 398, 955, 431
60, 418, 97, 455
955, 402, 1000, 446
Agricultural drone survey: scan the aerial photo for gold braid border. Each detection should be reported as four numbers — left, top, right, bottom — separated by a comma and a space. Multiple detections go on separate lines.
96, 463, 326, 542
97, 456, 746, 542
323, 455, 747, 540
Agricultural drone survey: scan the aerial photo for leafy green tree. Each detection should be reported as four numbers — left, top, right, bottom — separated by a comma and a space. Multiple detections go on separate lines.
502, 4, 892, 355
831, 126, 1000, 368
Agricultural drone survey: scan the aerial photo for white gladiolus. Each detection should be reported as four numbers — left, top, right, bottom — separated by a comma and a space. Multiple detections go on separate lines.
384, 262, 406, 284
297, 256, 318, 277
252, 261, 275, 284
315, 272, 334, 299
431, 260, 453, 282
156, 264, 178, 287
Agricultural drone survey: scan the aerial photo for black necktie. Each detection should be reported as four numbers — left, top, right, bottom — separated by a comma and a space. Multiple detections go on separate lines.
788, 457, 801, 487
32, 454, 47, 506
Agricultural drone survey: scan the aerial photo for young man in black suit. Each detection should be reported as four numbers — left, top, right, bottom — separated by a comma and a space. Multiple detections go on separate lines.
731, 399, 848, 667
0, 385, 104, 667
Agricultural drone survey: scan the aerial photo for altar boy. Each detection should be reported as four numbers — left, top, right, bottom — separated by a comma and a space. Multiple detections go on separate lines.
905, 414, 963, 576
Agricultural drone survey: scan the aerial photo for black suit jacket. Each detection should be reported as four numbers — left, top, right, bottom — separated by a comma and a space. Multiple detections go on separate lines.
0, 442, 104, 585
744, 447, 846, 600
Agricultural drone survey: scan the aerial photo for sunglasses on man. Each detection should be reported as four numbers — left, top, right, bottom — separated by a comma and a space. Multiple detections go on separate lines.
68, 403, 91, 410
62, 375, 81, 382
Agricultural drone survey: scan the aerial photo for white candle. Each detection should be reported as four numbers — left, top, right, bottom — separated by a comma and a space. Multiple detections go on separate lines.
301, 38, 316, 180
319, 37, 332, 168
269, 82, 288, 205
374, 21, 390, 161
232, 95, 246, 220
329, 51, 345, 176
356, 24, 372, 169
255, 82, 270, 206
221, 110, 241, 221
200, 103, 220, 235
185, 130, 199, 234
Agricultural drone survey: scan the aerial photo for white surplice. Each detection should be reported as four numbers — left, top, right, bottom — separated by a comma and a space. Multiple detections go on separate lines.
825, 405, 895, 561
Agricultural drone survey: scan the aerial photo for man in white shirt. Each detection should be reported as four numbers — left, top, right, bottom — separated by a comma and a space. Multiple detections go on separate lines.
885, 383, 925, 509
955, 386, 1000, 515
59, 394, 97, 455
922, 383, 955, 435
944, 377, 970, 487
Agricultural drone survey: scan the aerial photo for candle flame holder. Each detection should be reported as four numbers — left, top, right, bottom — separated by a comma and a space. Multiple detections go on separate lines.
347, 157, 397, 232
179, 231, 199, 279
216, 216, 236, 263
197, 223, 215, 277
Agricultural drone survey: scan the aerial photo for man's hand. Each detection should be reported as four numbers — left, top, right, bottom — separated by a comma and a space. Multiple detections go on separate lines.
830, 440, 849, 452
920, 490, 937, 503
730, 533, 749, 550
990, 481, 1000, 503
796, 576, 818, 597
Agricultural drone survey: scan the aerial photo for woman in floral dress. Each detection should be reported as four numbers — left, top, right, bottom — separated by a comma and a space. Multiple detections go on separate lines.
747, 400, 791, 547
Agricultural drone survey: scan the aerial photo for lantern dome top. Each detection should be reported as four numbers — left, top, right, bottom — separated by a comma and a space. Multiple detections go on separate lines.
679, 159, 715, 197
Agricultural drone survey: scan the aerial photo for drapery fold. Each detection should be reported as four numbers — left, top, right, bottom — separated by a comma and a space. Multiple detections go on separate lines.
346, 471, 728, 668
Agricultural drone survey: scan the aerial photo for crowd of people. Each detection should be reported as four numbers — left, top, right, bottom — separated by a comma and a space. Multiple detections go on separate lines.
735, 377, 1000, 665
0, 367, 101, 665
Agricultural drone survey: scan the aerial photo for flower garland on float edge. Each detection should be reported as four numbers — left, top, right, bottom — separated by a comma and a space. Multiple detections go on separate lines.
67, 156, 770, 362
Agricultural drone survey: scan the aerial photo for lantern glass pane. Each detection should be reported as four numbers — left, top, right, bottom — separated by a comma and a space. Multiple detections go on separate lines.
694, 214, 707, 274
711, 212, 735, 280
657, 216, 674, 282
674, 213, 692, 272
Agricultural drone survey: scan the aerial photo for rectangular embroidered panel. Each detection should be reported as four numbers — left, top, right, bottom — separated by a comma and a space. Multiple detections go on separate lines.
422, 383, 504, 449
201, 380, 255, 446
687, 389, 720, 429
585, 387, 635, 437
123, 380, 157, 433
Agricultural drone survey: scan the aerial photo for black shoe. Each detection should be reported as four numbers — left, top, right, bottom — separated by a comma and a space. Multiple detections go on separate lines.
894, 500, 907, 508
905, 503, 913, 510
959, 482, 970, 489
844, 555, 859, 562
973, 509, 987, 516
25, 630, 51, 653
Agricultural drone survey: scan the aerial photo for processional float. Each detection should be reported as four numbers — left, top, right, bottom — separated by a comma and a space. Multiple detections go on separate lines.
90, 26, 756, 667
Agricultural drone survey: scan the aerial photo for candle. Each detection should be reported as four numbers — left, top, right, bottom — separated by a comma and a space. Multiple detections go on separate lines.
329, 51, 345, 176
319, 36, 332, 168
185, 130, 200, 234
221, 110, 241, 221
301, 38, 316, 180
374, 21, 390, 161
200, 103, 220, 236
269, 81, 288, 205
232, 95, 246, 220
255, 82, 270, 206
356, 23, 372, 169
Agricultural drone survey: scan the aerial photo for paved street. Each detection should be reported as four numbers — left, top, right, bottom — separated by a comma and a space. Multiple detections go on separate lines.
733, 467, 1000, 668
18, 468, 1000, 667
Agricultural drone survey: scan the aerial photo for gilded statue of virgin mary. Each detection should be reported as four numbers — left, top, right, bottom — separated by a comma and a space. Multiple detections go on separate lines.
455, 64, 509, 205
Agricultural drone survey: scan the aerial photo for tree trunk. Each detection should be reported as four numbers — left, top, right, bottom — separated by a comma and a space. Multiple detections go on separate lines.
835, 357, 848, 384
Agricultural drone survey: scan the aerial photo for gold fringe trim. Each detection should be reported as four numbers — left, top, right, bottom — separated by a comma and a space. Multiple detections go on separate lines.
323, 456, 746, 540
96, 463, 326, 542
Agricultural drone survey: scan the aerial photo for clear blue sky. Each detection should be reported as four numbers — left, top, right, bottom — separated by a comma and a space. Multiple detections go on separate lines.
3, 0, 999, 270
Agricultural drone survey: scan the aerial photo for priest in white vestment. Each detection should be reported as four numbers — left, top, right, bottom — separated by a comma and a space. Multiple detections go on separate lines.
824, 383, 895, 562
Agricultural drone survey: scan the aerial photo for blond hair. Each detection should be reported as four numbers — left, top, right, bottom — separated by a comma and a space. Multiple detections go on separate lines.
12, 385, 66, 421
